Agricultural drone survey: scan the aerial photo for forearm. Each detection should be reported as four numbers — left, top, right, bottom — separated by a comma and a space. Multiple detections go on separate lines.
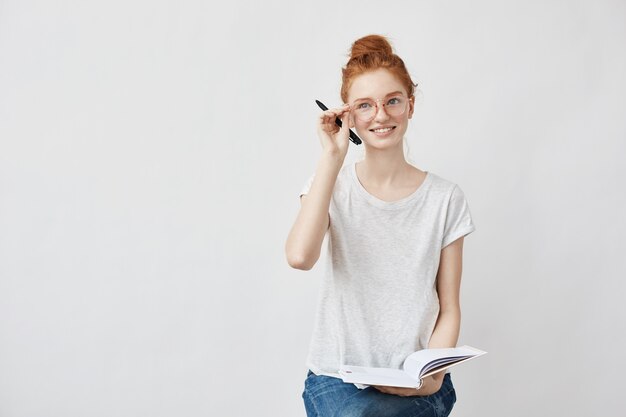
285, 152, 343, 270
428, 307, 461, 350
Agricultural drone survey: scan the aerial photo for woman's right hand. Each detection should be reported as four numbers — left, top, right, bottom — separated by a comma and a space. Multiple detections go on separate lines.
316, 104, 352, 160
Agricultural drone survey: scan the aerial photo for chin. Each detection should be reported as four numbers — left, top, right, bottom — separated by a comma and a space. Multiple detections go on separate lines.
362, 134, 403, 150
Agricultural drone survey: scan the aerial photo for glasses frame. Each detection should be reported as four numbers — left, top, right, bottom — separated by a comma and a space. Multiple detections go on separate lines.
349, 94, 413, 123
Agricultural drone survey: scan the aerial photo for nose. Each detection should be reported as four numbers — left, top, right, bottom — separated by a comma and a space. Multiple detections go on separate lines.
373, 102, 390, 122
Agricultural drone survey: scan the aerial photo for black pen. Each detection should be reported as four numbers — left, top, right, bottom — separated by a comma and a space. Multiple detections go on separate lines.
315, 100, 362, 145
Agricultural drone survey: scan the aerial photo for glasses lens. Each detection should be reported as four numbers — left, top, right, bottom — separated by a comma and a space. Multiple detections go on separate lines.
353, 99, 376, 121
385, 96, 407, 117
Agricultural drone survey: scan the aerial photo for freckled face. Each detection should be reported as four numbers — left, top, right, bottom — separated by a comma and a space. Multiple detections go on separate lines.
347, 69, 414, 150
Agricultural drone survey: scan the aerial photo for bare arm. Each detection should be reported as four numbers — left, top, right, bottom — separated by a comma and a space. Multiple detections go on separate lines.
285, 152, 343, 270
422, 236, 464, 394
285, 105, 353, 270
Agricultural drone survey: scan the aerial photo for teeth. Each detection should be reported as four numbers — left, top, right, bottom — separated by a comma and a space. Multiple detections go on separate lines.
373, 127, 393, 133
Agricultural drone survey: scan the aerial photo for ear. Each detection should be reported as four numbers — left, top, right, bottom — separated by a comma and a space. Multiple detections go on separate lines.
408, 96, 415, 119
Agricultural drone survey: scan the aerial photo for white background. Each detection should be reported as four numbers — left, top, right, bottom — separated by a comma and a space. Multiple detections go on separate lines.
1, 1, 624, 416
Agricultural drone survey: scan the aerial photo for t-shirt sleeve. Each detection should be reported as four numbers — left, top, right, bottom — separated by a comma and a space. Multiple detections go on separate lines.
299, 174, 315, 198
441, 185, 476, 249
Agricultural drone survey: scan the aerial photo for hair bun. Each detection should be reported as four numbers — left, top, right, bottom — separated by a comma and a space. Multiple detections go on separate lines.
340, 34, 416, 104
349, 34, 394, 60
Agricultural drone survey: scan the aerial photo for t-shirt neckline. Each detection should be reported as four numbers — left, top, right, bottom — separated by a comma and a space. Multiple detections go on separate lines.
350, 161, 432, 209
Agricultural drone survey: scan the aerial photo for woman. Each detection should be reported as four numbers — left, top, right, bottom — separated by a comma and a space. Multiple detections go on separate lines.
285, 34, 475, 417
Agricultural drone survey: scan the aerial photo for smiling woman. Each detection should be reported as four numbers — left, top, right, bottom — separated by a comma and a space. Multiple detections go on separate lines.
285, 34, 476, 417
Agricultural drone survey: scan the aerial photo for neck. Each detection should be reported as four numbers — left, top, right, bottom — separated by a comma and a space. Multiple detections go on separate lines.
358, 145, 412, 187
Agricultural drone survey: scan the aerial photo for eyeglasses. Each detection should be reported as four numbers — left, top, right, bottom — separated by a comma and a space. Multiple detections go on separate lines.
349, 94, 411, 122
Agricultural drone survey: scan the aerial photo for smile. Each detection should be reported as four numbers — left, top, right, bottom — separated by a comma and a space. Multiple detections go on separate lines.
370, 127, 396, 133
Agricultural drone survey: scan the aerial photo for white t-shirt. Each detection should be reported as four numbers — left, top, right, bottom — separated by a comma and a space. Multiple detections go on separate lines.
299, 161, 476, 379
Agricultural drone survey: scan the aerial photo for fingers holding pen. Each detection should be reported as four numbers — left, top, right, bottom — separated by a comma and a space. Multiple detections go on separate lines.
316, 103, 352, 158
319, 105, 351, 130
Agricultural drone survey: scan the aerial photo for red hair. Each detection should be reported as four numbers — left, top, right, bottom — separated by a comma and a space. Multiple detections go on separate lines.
340, 35, 417, 103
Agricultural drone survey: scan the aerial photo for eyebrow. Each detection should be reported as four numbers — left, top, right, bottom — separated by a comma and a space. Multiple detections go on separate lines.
353, 91, 404, 101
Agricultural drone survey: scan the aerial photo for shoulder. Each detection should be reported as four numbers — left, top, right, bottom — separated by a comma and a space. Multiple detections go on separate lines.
426, 172, 460, 196
425, 173, 473, 211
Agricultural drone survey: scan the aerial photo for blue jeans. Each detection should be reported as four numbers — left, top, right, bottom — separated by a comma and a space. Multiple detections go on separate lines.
302, 370, 456, 417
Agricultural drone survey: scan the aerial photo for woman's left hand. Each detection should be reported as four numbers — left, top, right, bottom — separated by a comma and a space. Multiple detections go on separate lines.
372, 374, 444, 397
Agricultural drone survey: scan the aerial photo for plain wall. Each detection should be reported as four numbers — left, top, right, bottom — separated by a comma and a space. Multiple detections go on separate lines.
1, 0, 625, 416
